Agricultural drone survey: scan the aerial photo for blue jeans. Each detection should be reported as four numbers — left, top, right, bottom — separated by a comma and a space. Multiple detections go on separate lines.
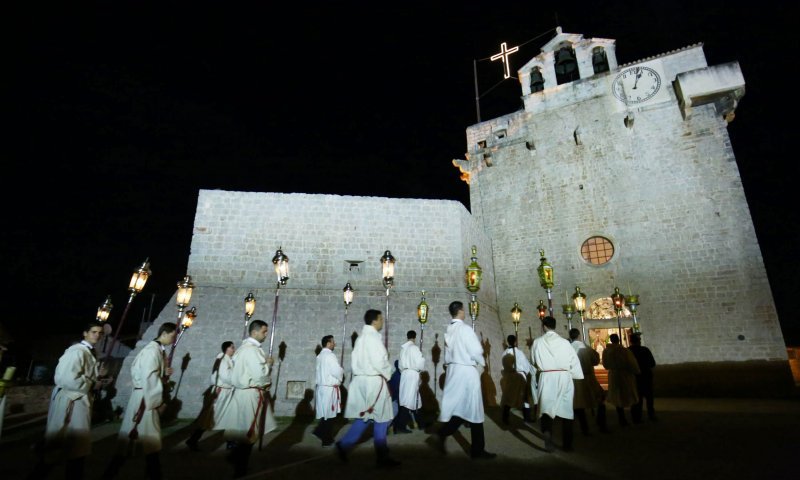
337, 418, 390, 454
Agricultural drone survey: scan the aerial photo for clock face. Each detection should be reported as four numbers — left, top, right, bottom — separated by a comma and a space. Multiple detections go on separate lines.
612, 66, 662, 105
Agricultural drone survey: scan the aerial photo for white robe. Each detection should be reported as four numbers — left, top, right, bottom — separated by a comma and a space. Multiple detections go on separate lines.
218, 338, 276, 443
116, 341, 166, 455
196, 353, 235, 429
315, 347, 344, 420
439, 318, 485, 423
532, 331, 583, 420
44, 341, 98, 460
343, 324, 393, 422
500, 346, 532, 409
398, 340, 425, 409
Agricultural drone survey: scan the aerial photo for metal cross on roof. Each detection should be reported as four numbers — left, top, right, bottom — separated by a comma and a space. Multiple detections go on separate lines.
491, 42, 519, 79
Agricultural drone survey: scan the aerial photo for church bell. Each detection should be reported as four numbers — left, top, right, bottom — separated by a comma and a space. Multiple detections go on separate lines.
554, 47, 578, 76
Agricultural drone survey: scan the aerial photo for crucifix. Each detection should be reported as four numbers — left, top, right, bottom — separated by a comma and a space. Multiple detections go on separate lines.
490, 42, 519, 79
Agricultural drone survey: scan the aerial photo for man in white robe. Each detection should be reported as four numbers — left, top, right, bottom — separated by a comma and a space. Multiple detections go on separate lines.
336, 309, 400, 467
312, 335, 343, 446
102, 322, 176, 479
500, 334, 534, 424
532, 316, 583, 452
184, 340, 236, 451
217, 319, 275, 478
27, 321, 104, 480
569, 328, 608, 435
393, 329, 425, 433
428, 301, 496, 459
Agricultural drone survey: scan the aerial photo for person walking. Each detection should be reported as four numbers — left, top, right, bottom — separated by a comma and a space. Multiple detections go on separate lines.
101, 322, 177, 480
312, 335, 344, 446
393, 330, 425, 433
568, 328, 608, 435
602, 333, 640, 427
217, 320, 276, 478
27, 321, 105, 480
335, 309, 400, 467
184, 340, 236, 451
628, 333, 657, 423
531, 317, 583, 452
428, 301, 496, 459
500, 334, 534, 424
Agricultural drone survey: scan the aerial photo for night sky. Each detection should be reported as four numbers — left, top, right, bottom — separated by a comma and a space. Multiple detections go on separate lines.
4, 1, 797, 365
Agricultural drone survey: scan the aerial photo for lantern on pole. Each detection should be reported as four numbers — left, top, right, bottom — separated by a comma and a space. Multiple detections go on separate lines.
465, 245, 483, 330
341, 282, 354, 364
380, 250, 395, 348
168, 306, 197, 373
268, 247, 289, 358
96, 295, 113, 323
572, 286, 588, 342
626, 293, 641, 339
536, 249, 555, 316
175, 275, 195, 323
104, 258, 152, 358
417, 290, 429, 349
611, 286, 625, 342
562, 303, 576, 332
243, 292, 256, 340
511, 302, 522, 364
537, 299, 547, 320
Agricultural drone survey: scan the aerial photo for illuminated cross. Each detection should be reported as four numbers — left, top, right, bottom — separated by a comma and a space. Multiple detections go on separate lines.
491, 42, 520, 79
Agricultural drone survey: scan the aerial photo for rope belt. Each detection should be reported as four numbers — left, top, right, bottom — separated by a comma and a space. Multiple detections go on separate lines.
358, 376, 386, 417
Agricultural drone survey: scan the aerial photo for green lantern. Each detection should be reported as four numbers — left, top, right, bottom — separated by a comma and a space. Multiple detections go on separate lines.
417, 290, 429, 324
537, 249, 554, 290
465, 245, 483, 293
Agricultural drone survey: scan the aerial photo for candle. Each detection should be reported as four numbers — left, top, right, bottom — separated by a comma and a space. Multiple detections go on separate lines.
3, 366, 16, 381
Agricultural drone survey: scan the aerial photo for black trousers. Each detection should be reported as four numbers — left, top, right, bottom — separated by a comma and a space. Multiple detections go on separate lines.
437, 416, 486, 456
27, 456, 85, 480
631, 382, 656, 422
313, 417, 335, 443
231, 442, 254, 478
540, 414, 574, 449
393, 406, 415, 431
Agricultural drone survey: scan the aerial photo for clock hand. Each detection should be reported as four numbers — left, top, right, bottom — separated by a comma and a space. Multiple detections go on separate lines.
632, 67, 643, 90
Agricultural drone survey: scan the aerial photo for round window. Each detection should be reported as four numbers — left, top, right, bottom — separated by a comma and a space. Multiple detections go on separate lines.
581, 236, 614, 265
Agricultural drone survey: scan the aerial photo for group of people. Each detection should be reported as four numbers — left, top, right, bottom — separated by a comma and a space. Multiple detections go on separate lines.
28, 301, 656, 479
499, 318, 657, 452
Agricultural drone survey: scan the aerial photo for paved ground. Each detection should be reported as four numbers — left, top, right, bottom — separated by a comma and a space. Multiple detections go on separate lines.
2, 397, 799, 480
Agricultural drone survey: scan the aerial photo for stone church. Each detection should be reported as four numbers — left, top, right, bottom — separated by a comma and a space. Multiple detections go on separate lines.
115, 29, 791, 418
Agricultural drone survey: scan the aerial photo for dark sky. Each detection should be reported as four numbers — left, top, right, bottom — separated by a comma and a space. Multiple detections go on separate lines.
5, 1, 798, 361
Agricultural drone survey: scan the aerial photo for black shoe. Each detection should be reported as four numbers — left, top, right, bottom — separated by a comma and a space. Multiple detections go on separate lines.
394, 428, 412, 434
321, 440, 334, 447
185, 440, 201, 452
562, 445, 574, 452
376, 457, 401, 468
334, 442, 348, 463
543, 432, 554, 453
471, 451, 497, 460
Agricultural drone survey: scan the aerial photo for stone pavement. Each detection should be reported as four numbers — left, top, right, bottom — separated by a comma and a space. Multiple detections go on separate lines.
2, 397, 799, 480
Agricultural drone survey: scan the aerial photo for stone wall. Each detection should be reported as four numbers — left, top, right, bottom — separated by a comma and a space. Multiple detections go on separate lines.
114, 192, 503, 418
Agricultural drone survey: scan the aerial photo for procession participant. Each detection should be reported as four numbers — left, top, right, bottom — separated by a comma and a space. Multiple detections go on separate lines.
428, 301, 496, 459
393, 330, 425, 433
184, 340, 236, 451
602, 333, 641, 427
27, 321, 104, 480
568, 328, 608, 434
312, 335, 344, 446
217, 320, 275, 478
101, 322, 177, 479
500, 334, 534, 424
531, 316, 583, 452
335, 309, 400, 468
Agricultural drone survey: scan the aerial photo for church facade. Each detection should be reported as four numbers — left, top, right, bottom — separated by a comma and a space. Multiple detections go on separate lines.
115, 30, 791, 418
